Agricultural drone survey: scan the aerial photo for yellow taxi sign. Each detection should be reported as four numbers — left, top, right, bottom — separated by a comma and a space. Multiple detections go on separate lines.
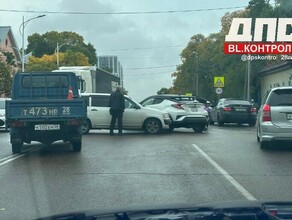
185, 93, 192, 96
214, 76, 224, 87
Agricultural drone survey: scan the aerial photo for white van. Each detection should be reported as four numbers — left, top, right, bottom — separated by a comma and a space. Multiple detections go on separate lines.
81, 93, 171, 134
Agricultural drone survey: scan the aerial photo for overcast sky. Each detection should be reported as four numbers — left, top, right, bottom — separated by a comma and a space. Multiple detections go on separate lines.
0, 0, 259, 101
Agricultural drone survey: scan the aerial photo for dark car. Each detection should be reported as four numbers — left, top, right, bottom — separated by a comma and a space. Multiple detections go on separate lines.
210, 98, 257, 126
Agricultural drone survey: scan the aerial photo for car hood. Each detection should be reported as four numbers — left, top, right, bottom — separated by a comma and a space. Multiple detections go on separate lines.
36, 200, 292, 219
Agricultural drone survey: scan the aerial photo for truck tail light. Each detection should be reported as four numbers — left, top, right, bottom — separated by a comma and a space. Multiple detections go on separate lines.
250, 107, 257, 112
11, 121, 26, 127
262, 104, 271, 121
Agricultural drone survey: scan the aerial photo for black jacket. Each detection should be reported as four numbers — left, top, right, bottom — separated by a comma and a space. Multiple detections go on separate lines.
109, 90, 125, 111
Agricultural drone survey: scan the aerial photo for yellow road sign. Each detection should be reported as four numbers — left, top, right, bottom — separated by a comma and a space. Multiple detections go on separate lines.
214, 76, 224, 87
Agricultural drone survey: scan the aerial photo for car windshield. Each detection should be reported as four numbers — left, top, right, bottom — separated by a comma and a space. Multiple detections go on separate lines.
1, 1, 292, 219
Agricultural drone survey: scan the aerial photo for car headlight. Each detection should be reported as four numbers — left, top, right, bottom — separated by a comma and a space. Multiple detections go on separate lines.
163, 113, 170, 119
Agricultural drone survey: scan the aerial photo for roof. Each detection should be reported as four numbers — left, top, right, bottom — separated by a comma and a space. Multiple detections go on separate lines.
257, 61, 292, 77
0, 26, 21, 62
0, 26, 11, 43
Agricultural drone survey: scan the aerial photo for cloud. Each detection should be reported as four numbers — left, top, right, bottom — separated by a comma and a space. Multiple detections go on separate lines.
0, 0, 253, 101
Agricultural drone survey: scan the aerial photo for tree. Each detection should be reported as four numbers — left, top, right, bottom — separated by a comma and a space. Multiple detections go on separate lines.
0, 50, 13, 96
25, 51, 90, 72
26, 31, 97, 65
161, 0, 286, 103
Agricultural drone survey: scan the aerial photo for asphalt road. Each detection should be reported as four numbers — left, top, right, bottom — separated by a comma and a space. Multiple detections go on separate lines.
0, 125, 291, 219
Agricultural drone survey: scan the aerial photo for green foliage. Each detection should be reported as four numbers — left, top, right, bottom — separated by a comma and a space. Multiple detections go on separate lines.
26, 31, 97, 65
0, 53, 13, 96
164, 0, 284, 103
2, 51, 16, 66
25, 52, 90, 72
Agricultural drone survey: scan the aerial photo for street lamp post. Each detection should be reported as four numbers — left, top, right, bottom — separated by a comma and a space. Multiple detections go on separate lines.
55, 41, 72, 68
191, 51, 199, 97
19, 15, 46, 72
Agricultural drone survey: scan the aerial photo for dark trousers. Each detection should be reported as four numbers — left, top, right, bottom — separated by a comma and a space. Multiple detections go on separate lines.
110, 110, 123, 134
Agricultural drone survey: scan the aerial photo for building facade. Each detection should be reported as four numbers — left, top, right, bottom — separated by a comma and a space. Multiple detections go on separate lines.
97, 55, 123, 87
258, 61, 292, 100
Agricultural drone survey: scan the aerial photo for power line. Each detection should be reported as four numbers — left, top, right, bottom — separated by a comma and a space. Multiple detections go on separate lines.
0, 5, 247, 15
124, 65, 177, 70
126, 71, 173, 76
99, 45, 184, 52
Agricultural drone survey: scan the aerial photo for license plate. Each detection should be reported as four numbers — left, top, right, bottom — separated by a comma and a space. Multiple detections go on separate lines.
287, 114, 292, 120
35, 124, 60, 130
191, 108, 198, 112
235, 108, 246, 112
22, 107, 59, 116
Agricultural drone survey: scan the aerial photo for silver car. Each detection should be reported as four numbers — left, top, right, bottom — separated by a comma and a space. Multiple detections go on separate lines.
256, 87, 292, 149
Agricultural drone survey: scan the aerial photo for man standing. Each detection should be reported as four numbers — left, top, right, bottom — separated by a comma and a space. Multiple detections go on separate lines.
109, 86, 125, 135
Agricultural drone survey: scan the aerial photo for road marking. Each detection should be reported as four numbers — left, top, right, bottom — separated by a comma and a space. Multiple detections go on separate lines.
192, 144, 257, 201
0, 147, 40, 166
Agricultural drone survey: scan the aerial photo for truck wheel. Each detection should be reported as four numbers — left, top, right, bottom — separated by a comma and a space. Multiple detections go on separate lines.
249, 121, 256, 127
12, 143, 22, 154
144, 118, 162, 134
72, 141, 82, 152
81, 119, 91, 134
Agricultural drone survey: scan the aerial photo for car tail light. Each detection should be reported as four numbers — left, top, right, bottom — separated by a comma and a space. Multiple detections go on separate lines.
171, 103, 184, 110
11, 121, 26, 127
223, 107, 232, 111
250, 107, 257, 112
262, 104, 271, 121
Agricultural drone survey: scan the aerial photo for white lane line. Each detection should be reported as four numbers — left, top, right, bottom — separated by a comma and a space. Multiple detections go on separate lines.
192, 144, 257, 201
0, 146, 40, 166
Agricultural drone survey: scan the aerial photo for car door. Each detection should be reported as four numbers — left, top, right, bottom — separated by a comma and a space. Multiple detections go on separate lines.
210, 100, 221, 122
89, 95, 111, 128
122, 97, 142, 128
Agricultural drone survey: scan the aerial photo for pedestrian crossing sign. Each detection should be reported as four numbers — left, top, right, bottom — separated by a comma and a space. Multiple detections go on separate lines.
214, 76, 224, 87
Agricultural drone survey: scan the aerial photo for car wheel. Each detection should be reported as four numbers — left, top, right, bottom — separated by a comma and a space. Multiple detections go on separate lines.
260, 141, 270, 149
72, 141, 82, 152
82, 119, 91, 134
192, 124, 206, 133
12, 143, 22, 154
217, 115, 224, 126
144, 118, 162, 134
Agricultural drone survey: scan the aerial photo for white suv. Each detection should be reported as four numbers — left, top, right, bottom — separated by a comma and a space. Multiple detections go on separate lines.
81, 93, 171, 134
140, 94, 209, 133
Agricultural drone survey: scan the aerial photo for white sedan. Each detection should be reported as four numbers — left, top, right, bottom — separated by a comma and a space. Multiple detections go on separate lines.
0, 97, 10, 131
81, 93, 171, 134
